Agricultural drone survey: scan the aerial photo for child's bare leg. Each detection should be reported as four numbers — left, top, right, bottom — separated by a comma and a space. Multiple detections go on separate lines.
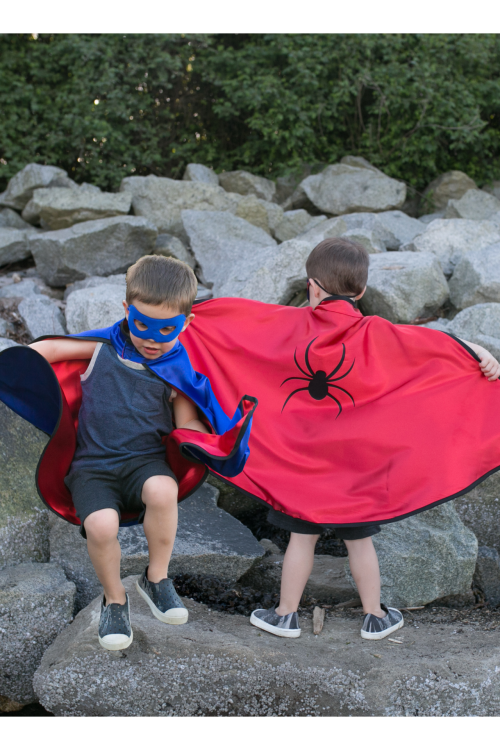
84, 508, 125, 605
275, 532, 320, 615
344, 537, 384, 617
142, 475, 179, 582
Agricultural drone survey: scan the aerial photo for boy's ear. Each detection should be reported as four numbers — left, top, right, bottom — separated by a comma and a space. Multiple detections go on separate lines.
355, 286, 367, 301
122, 301, 129, 317
181, 313, 195, 332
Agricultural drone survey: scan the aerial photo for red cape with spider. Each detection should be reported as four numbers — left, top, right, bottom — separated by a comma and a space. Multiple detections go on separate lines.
180, 296, 500, 527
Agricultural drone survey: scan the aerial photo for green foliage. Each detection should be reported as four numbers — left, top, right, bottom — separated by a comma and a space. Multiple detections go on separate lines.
1, 33, 500, 193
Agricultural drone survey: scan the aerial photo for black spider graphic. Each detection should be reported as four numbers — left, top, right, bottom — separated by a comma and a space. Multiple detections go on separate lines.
281, 337, 355, 417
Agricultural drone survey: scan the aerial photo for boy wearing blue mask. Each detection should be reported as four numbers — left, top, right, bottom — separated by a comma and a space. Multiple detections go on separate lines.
30, 256, 211, 651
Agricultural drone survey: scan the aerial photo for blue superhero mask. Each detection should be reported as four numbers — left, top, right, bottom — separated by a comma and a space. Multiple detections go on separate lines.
127, 304, 186, 343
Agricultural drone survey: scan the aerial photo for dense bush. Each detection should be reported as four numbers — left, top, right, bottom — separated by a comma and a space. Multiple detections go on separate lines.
1, 33, 499, 193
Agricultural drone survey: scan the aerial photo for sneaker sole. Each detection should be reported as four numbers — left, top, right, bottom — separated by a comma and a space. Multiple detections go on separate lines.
135, 580, 188, 624
360, 616, 404, 641
250, 612, 301, 638
98, 632, 134, 651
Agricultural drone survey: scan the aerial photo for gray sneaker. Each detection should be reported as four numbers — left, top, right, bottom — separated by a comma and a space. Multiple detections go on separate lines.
135, 567, 188, 624
361, 604, 404, 640
250, 606, 301, 638
98, 593, 133, 651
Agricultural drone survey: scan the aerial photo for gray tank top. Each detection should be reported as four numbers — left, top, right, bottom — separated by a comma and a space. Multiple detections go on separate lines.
72, 342, 174, 468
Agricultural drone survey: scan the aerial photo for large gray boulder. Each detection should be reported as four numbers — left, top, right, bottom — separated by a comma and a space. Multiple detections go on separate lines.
401, 219, 500, 276
65, 284, 125, 333
0, 277, 45, 301
298, 164, 406, 216
22, 187, 132, 230
444, 189, 500, 221
182, 210, 278, 298
34, 574, 500, 716
423, 170, 477, 212
455, 471, 500, 553
360, 252, 449, 324
0, 207, 36, 230
274, 210, 326, 242
340, 155, 382, 172
0, 337, 17, 352
235, 195, 284, 237
218, 170, 276, 202
18, 295, 67, 339
374, 210, 425, 250
0, 164, 76, 210
49, 484, 264, 612
153, 234, 196, 268
446, 303, 500, 359
0, 401, 50, 570
0, 562, 75, 704
120, 175, 241, 239
240, 552, 355, 604
0, 228, 32, 266
483, 181, 500, 200
182, 163, 219, 185
449, 243, 500, 309
29, 215, 157, 286
346, 504, 478, 607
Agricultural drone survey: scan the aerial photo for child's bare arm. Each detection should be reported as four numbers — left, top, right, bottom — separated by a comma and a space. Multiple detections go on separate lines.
29, 338, 97, 363
459, 339, 500, 381
172, 393, 209, 433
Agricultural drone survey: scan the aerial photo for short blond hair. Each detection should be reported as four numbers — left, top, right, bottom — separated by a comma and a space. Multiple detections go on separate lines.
126, 256, 197, 315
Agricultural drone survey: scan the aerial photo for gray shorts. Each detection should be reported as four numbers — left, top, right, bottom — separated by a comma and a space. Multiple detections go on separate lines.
267, 508, 381, 540
65, 454, 178, 537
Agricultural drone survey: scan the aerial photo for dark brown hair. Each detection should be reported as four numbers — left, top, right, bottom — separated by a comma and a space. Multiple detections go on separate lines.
305, 238, 369, 296
126, 255, 197, 315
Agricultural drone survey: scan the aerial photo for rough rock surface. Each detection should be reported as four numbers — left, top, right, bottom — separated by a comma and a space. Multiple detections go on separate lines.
360, 252, 449, 324
455, 472, 500, 553
444, 189, 500, 221
65, 284, 125, 333
340, 155, 382, 172
22, 187, 132, 230
120, 175, 241, 239
34, 574, 500, 716
446, 303, 500, 359
274, 209, 326, 242
374, 210, 425, 250
153, 234, 196, 268
0, 401, 50, 570
0, 337, 17, 352
182, 210, 278, 298
401, 219, 500, 276
0, 164, 76, 210
29, 215, 157, 286
0, 207, 36, 230
218, 170, 276, 202
49, 484, 265, 612
297, 212, 409, 253
209, 475, 265, 527
473, 546, 500, 607
0, 277, 44, 301
240, 553, 355, 604
63, 273, 126, 300
346, 504, 477, 607
299, 164, 406, 216
0, 562, 75, 704
183, 163, 219, 185
0, 228, 32, 266
449, 243, 500, 309
483, 181, 500, 200
235, 195, 284, 237
423, 171, 477, 212
18, 295, 67, 338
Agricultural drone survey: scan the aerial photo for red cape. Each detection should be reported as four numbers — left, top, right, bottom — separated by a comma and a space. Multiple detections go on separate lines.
181, 297, 500, 526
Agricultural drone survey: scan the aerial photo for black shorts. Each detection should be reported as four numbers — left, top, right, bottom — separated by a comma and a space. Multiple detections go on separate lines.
64, 454, 178, 538
267, 508, 381, 540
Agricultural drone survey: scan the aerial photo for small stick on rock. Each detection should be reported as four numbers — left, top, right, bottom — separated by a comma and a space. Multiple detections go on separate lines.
333, 597, 362, 610
401, 606, 425, 611
313, 606, 325, 635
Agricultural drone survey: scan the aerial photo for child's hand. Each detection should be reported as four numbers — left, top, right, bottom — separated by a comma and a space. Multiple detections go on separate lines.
475, 346, 500, 381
